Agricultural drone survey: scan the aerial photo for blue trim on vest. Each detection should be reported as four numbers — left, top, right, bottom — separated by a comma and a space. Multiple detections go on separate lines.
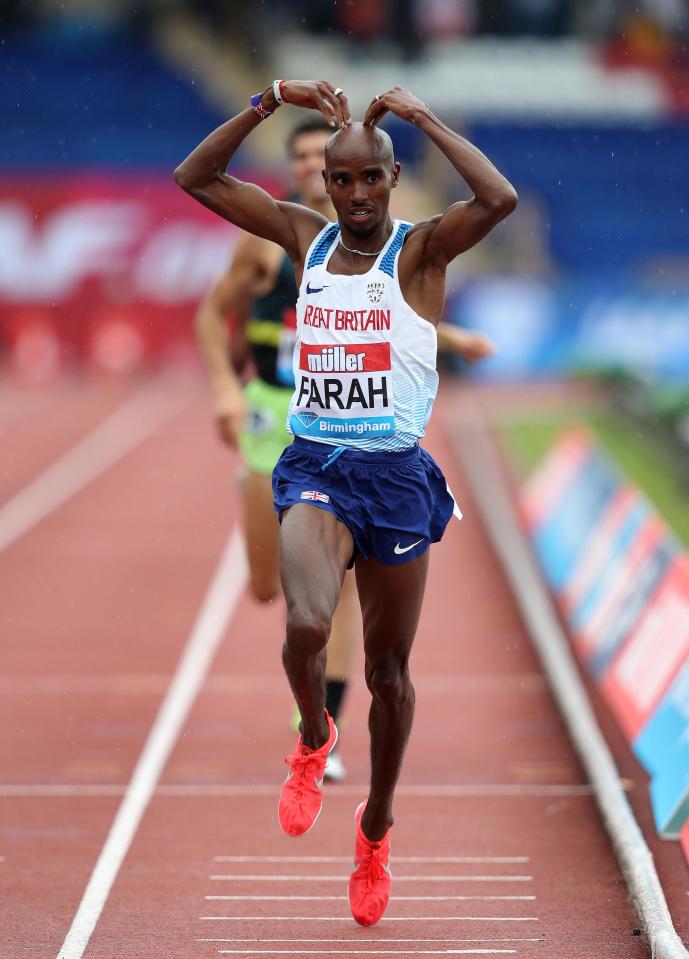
307, 224, 340, 268
379, 222, 412, 277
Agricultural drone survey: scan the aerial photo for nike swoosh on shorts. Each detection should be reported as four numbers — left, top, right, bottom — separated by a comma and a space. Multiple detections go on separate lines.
393, 539, 424, 555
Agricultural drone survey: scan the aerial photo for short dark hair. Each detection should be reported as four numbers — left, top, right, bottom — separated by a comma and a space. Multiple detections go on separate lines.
286, 118, 332, 156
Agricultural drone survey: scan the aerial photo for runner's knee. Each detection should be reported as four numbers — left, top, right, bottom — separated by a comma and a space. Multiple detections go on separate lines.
285, 606, 330, 657
365, 654, 411, 702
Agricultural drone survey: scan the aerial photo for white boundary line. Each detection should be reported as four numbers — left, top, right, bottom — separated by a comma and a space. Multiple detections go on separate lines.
205, 896, 536, 902
208, 875, 533, 883
216, 951, 516, 956
0, 783, 592, 798
454, 397, 689, 959
0, 384, 188, 553
199, 916, 539, 923
55, 525, 248, 959
198, 939, 544, 944
213, 856, 530, 864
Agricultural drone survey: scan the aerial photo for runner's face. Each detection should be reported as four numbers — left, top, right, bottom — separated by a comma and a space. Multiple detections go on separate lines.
290, 131, 330, 204
323, 133, 399, 237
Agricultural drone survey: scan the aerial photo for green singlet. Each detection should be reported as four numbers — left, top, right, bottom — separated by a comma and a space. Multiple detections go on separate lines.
239, 250, 298, 475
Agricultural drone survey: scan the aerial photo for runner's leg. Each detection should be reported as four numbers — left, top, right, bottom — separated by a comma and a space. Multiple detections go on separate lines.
280, 504, 353, 749
355, 551, 429, 840
242, 471, 280, 602
325, 570, 359, 716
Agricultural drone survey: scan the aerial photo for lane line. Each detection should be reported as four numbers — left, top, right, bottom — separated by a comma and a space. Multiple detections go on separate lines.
205, 896, 536, 902
212, 856, 530, 864
55, 525, 248, 959
0, 784, 593, 798
199, 916, 539, 922
0, 672, 545, 695
0, 383, 189, 554
208, 875, 533, 883
198, 939, 544, 944
216, 951, 517, 956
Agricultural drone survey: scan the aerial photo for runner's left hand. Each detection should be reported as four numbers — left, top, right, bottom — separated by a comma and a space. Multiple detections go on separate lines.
363, 86, 428, 127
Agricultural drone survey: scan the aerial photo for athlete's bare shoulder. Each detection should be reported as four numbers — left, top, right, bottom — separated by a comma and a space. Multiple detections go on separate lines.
278, 201, 330, 267
402, 216, 442, 248
398, 216, 446, 280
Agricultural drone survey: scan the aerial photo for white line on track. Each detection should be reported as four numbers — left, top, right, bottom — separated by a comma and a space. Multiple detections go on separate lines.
199, 939, 544, 944
0, 382, 188, 554
0, 783, 592, 797
199, 917, 539, 923
55, 525, 248, 959
0, 671, 545, 695
208, 875, 533, 883
217, 951, 517, 956
213, 856, 530, 864
205, 896, 536, 902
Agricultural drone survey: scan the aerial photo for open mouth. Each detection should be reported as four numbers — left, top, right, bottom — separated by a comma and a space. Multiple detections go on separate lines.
348, 208, 373, 223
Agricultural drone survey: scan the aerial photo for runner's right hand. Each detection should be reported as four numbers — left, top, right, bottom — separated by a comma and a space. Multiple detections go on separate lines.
280, 81, 351, 129
214, 389, 246, 448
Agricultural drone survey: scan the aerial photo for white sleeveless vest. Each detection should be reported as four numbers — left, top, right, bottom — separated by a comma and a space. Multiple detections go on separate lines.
286, 220, 439, 451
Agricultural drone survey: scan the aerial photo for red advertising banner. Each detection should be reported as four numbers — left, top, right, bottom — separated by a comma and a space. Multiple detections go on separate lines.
0, 173, 282, 376
601, 554, 689, 740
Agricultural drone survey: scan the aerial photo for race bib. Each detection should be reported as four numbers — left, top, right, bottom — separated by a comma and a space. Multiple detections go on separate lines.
289, 341, 395, 440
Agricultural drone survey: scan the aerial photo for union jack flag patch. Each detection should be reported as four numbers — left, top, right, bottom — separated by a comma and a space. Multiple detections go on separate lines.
300, 490, 330, 504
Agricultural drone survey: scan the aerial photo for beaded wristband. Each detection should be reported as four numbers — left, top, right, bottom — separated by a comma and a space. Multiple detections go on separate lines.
250, 92, 273, 120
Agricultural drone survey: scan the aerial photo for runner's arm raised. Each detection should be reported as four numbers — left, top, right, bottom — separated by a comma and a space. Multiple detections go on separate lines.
364, 88, 517, 267
174, 81, 351, 260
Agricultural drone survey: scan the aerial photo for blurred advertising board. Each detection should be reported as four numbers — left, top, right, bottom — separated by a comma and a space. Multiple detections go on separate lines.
453, 277, 689, 383
0, 174, 279, 376
520, 430, 689, 841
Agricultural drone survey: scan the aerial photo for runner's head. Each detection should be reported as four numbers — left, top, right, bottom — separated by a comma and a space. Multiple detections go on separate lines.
287, 119, 332, 204
323, 122, 400, 236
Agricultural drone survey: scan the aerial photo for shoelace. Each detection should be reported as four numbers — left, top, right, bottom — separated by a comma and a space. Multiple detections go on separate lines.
283, 749, 323, 801
357, 842, 389, 889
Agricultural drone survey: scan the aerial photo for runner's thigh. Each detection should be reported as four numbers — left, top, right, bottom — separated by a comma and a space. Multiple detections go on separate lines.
280, 504, 354, 622
355, 552, 429, 660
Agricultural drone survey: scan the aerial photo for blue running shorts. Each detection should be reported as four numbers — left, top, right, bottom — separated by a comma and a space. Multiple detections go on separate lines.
272, 436, 455, 566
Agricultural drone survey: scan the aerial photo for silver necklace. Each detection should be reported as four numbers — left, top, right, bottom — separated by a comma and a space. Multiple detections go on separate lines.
339, 237, 386, 257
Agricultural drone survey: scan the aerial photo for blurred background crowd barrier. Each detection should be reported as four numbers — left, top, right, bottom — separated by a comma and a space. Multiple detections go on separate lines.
1, 0, 688, 382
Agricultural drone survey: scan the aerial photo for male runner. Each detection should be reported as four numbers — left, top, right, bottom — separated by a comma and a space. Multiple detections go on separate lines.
196, 119, 495, 782
175, 79, 516, 926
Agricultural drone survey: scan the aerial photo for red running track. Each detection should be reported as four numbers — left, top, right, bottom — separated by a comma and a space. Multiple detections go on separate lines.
0, 374, 682, 959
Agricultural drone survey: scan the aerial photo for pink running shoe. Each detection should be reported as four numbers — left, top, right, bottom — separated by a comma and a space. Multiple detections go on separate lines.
278, 711, 338, 838
349, 801, 392, 926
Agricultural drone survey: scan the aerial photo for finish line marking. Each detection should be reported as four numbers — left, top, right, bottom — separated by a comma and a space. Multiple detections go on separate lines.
198, 939, 544, 944
199, 916, 539, 923
216, 951, 517, 956
208, 875, 533, 883
213, 856, 530, 864
205, 896, 537, 902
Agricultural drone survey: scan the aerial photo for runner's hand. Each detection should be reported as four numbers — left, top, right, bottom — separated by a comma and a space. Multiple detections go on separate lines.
455, 332, 495, 364
363, 86, 428, 127
280, 80, 351, 129
215, 389, 246, 448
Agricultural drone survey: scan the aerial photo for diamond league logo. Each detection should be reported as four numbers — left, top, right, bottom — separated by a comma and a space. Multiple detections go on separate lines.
294, 410, 319, 429
366, 281, 385, 304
